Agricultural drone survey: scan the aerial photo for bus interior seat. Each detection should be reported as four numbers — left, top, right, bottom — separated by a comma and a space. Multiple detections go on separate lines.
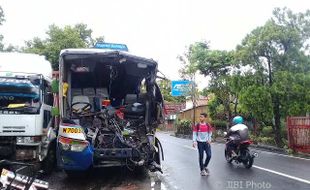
123, 94, 145, 119
71, 88, 83, 97
83, 88, 96, 97
124, 94, 138, 105
72, 95, 91, 112
96, 88, 109, 99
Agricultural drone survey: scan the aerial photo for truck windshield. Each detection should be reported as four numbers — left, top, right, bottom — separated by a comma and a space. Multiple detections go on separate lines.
0, 77, 41, 112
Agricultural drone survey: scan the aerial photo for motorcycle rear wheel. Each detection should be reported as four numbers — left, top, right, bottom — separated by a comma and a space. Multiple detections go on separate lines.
242, 150, 254, 169
225, 149, 233, 163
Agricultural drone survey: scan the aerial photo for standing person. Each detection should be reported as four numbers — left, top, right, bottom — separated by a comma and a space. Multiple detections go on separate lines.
192, 113, 212, 176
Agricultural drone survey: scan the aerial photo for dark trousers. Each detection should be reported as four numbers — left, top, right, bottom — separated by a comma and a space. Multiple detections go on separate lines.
197, 141, 212, 171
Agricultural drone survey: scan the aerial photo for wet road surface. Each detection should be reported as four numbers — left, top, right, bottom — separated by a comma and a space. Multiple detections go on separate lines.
43, 167, 167, 190
38, 132, 310, 190
158, 132, 310, 190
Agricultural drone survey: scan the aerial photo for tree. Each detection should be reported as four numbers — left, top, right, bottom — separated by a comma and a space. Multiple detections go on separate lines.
0, 6, 19, 52
237, 7, 310, 146
185, 8, 310, 147
189, 42, 236, 124
178, 43, 207, 124
0, 6, 5, 51
23, 24, 103, 70
239, 85, 274, 125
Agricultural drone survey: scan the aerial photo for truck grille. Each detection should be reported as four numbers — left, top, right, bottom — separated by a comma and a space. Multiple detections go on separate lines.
2, 126, 26, 133
0, 110, 22, 114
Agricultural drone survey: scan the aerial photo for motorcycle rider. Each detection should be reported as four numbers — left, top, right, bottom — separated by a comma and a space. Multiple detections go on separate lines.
225, 116, 249, 158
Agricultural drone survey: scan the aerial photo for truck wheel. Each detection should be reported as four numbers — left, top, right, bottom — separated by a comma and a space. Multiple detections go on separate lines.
42, 143, 56, 175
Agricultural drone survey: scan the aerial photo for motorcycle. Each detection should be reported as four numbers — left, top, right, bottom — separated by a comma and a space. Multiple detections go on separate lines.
224, 132, 258, 168
0, 160, 48, 190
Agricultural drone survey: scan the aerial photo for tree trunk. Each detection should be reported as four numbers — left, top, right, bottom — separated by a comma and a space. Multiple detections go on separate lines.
267, 58, 273, 86
228, 106, 232, 125
234, 96, 238, 115
272, 96, 283, 147
267, 57, 283, 147
193, 103, 196, 126
225, 101, 232, 126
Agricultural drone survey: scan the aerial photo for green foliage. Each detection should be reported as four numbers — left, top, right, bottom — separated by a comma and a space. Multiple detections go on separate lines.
210, 120, 227, 130
23, 23, 103, 70
259, 137, 275, 146
0, 6, 4, 26
178, 44, 203, 124
282, 138, 289, 149
0, 6, 5, 51
195, 49, 234, 79
286, 148, 294, 155
0, 6, 19, 52
281, 127, 288, 139
188, 43, 239, 122
261, 126, 273, 137
239, 85, 274, 123
238, 8, 310, 147
273, 71, 310, 116
51, 79, 59, 93
249, 133, 258, 144
51, 107, 60, 117
176, 119, 192, 135
187, 8, 310, 147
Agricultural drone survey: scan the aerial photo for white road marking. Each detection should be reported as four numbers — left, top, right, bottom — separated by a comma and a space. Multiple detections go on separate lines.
257, 151, 310, 161
253, 165, 310, 185
161, 136, 310, 185
206, 142, 310, 161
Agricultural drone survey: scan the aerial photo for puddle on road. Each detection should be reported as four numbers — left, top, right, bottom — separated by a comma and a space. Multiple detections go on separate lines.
46, 167, 172, 190
149, 172, 168, 190
101, 172, 169, 190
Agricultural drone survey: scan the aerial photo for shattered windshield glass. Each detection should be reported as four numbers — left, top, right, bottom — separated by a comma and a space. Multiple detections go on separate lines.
0, 77, 41, 111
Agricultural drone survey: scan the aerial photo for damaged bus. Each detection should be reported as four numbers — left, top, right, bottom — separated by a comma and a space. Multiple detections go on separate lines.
56, 43, 164, 176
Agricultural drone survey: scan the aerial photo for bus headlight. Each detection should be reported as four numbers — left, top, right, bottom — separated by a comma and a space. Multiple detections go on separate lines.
58, 136, 89, 152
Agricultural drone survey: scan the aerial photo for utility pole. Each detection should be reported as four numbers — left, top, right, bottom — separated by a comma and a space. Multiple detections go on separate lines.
191, 74, 197, 126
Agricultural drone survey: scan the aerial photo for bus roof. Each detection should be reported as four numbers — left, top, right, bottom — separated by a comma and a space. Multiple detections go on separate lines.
0, 52, 52, 80
60, 48, 158, 67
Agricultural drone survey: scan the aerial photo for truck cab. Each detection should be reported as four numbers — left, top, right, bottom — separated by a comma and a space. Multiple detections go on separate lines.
56, 43, 164, 175
0, 53, 56, 173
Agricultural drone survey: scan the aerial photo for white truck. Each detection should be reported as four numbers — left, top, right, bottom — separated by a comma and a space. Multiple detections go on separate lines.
0, 52, 56, 173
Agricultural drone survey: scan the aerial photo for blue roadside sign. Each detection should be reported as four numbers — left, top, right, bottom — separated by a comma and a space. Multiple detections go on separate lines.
94, 42, 129, 51
171, 80, 191, 96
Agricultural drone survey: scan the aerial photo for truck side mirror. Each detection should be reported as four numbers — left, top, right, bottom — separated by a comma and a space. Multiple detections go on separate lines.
51, 79, 59, 93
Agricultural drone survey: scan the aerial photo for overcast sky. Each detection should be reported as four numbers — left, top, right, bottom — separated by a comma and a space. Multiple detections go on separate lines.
1, 0, 309, 88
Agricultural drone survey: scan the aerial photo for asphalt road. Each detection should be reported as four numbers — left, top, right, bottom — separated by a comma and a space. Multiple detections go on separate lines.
38, 132, 310, 190
42, 166, 169, 190
157, 132, 310, 190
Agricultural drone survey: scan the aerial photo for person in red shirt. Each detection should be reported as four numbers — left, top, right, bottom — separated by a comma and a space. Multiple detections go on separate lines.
192, 113, 212, 176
